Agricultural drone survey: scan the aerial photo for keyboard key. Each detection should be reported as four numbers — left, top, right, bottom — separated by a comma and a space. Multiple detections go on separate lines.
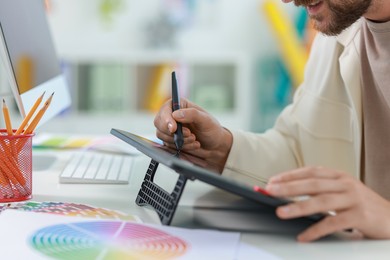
95, 154, 113, 180
118, 157, 134, 182
72, 153, 93, 179
60, 154, 82, 178
83, 153, 103, 179
107, 156, 122, 181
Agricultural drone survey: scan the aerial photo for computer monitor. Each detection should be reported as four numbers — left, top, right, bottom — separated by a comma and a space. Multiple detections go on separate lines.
0, 0, 71, 127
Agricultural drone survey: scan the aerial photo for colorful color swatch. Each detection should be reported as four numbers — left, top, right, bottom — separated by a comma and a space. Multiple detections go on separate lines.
33, 135, 93, 149
8, 201, 138, 221
0, 203, 9, 213
30, 221, 189, 259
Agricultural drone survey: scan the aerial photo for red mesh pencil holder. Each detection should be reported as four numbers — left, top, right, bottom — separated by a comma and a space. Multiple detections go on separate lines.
0, 129, 34, 202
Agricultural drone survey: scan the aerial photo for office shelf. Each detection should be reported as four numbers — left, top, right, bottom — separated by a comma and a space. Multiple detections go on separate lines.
60, 49, 253, 131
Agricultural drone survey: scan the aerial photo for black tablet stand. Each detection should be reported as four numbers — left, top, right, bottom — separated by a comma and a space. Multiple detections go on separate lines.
136, 158, 188, 225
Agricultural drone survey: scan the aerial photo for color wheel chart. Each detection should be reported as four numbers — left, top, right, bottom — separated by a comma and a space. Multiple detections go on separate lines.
30, 221, 189, 260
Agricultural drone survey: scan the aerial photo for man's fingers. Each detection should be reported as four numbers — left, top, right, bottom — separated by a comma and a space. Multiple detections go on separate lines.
155, 130, 174, 143
156, 129, 197, 146
154, 100, 174, 133
266, 178, 347, 197
297, 211, 355, 242
172, 108, 205, 124
276, 193, 354, 219
268, 166, 344, 183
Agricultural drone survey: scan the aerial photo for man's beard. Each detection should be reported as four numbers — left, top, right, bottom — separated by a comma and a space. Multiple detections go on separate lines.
293, 0, 372, 36
294, 0, 316, 5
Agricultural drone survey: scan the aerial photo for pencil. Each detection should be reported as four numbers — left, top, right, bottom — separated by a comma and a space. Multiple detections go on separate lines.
15, 91, 45, 135
2, 99, 13, 135
0, 100, 24, 194
24, 92, 54, 134
0, 160, 28, 196
0, 169, 15, 198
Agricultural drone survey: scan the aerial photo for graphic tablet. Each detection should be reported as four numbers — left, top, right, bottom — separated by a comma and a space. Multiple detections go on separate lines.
110, 128, 324, 224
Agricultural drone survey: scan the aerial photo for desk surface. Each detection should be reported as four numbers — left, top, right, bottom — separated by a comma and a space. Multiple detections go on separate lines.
30, 148, 390, 259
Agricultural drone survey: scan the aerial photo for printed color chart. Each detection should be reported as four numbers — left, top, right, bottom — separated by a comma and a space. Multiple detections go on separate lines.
7, 201, 138, 221
30, 221, 189, 259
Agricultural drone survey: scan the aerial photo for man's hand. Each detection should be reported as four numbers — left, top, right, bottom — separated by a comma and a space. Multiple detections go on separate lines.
154, 98, 232, 173
265, 166, 390, 242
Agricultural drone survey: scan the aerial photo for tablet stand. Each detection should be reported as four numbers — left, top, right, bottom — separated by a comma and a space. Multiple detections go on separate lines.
136, 159, 188, 225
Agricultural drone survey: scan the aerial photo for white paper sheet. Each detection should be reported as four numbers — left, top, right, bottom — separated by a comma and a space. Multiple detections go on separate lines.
236, 242, 281, 260
0, 210, 240, 259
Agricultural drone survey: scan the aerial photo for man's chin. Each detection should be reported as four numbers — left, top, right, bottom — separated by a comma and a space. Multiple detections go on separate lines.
311, 18, 352, 36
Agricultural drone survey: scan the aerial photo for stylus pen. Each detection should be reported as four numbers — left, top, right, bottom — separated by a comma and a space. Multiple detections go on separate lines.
172, 71, 184, 151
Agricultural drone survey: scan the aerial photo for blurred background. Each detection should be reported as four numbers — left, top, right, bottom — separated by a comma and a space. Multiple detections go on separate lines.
0, 0, 315, 133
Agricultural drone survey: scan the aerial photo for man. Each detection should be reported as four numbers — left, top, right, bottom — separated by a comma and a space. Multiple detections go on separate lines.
154, 0, 390, 242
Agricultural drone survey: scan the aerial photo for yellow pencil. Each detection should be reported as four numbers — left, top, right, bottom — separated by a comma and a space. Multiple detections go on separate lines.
2, 99, 13, 135
24, 92, 54, 134
15, 91, 45, 135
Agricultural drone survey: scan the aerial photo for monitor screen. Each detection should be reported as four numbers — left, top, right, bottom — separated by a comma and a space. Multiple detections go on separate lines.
0, 0, 71, 127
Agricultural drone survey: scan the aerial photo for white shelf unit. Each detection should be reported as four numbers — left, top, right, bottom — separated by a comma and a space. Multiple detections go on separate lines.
60, 50, 253, 132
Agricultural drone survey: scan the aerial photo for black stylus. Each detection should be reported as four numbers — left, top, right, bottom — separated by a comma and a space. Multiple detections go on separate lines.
172, 71, 184, 151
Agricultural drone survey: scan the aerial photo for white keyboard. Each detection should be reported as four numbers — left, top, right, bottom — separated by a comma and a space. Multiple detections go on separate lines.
59, 151, 135, 184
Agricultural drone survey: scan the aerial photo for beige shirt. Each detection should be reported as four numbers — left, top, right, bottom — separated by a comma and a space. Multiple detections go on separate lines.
361, 19, 390, 199
223, 20, 364, 186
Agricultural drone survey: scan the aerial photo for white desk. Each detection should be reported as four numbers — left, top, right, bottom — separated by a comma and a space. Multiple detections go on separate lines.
27, 111, 390, 258
30, 148, 390, 260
